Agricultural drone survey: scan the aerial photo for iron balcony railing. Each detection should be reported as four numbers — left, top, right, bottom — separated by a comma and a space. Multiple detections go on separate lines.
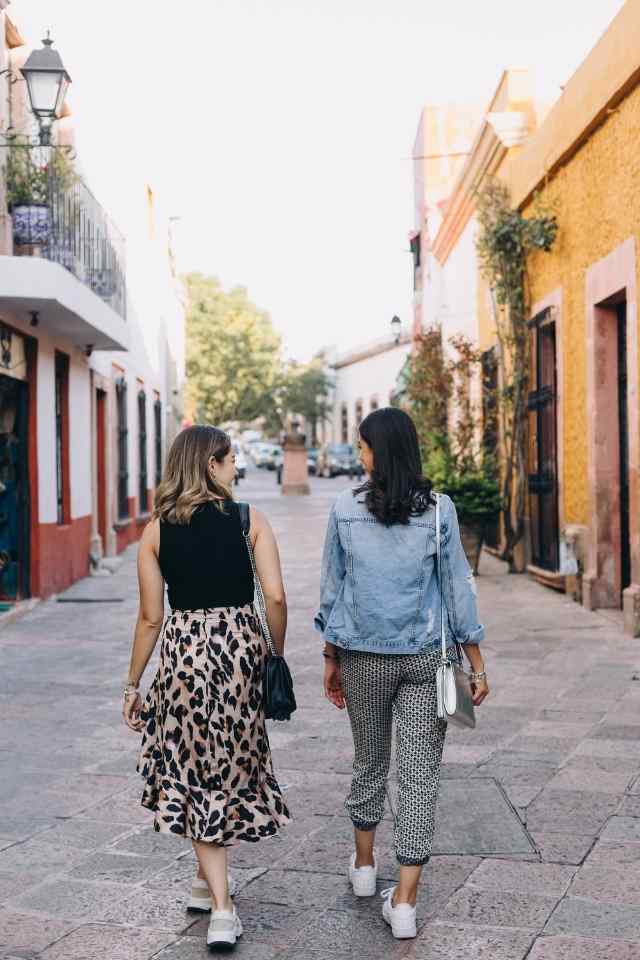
7, 144, 127, 321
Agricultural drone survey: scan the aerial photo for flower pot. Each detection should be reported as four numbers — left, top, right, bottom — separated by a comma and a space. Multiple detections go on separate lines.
12, 204, 51, 246
459, 518, 485, 575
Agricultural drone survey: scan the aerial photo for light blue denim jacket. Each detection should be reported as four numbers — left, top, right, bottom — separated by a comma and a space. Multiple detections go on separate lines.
314, 488, 484, 654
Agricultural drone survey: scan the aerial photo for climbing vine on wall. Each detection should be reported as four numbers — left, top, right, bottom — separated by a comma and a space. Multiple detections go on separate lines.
475, 177, 558, 571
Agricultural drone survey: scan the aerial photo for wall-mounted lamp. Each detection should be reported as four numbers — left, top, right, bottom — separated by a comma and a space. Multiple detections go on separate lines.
29, 311, 39, 327
20, 32, 71, 146
391, 315, 402, 344
84, 343, 94, 357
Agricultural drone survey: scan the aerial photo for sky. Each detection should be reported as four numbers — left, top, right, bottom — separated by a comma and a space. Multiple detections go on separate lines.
13, 0, 627, 360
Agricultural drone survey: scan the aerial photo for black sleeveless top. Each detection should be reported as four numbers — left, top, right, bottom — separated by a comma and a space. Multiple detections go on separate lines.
159, 500, 254, 611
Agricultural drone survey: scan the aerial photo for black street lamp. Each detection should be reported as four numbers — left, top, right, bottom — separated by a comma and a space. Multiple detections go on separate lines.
391, 315, 402, 344
20, 32, 71, 146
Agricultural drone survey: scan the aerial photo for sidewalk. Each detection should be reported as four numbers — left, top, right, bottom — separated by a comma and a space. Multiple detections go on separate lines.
0, 470, 639, 960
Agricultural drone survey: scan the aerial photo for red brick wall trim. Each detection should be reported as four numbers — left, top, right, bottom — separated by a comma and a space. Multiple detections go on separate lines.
38, 514, 92, 598
115, 497, 140, 553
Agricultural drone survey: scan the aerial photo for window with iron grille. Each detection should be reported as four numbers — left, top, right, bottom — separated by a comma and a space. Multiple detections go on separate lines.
138, 390, 148, 514
115, 377, 129, 519
55, 352, 70, 525
154, 398, 162, 487
410, 233, 421, 290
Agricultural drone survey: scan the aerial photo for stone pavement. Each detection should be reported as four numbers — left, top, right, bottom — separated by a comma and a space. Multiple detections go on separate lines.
1, 468, 640, 960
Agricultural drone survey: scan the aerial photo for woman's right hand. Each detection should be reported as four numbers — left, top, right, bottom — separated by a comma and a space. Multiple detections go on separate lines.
123, 691, 144, 732
323, 660, 345, 710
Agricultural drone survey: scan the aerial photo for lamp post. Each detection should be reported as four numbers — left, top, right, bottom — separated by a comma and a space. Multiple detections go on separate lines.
20, 32, 71, 146
391, 314, 402, 344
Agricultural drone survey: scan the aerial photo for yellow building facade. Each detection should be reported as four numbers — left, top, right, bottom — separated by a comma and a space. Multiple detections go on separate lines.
425, 0, 640, 633
503, 0, 640, 633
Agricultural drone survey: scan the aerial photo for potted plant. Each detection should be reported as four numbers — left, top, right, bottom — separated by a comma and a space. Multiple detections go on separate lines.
426, 448, 502, 574
5, 139, 77, 246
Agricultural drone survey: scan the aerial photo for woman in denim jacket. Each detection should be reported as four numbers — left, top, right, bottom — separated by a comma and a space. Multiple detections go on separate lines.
315, 407, 488, 940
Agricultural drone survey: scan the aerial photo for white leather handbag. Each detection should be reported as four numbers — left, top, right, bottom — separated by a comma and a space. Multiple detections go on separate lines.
434, 494, 476, 729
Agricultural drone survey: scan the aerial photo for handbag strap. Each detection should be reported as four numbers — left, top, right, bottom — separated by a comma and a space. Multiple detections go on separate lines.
435, 492, 448, 664
237, 501, 276, 657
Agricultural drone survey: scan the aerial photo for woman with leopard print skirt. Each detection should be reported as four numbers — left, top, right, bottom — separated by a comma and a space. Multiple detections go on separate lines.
123, 425, 290, 951
315, 407, 489, 941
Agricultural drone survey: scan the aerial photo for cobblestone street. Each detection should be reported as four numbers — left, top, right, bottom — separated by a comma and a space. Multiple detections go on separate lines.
1, 470, 640, 960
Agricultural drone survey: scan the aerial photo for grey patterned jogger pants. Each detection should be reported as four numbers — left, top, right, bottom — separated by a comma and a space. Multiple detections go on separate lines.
340, 648, 448, 866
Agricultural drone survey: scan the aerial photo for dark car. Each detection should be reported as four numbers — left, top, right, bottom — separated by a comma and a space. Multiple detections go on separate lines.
307, 448, 319, 475
317, 443, 364, 479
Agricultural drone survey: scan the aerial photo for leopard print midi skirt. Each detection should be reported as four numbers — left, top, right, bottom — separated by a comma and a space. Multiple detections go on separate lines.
137, 604, 291, 845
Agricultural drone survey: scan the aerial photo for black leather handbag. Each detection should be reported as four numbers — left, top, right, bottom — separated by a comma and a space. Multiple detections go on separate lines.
238, 502, 297, 722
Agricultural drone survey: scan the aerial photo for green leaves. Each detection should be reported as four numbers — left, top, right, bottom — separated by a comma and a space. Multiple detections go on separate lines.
5, 139, 77, 209
185, 273, 283, 426
185, 275, 333, 436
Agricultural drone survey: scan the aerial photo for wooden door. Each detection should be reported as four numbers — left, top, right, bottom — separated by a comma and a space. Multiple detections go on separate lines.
528, 311, 559, 570
617, 302, 631, 596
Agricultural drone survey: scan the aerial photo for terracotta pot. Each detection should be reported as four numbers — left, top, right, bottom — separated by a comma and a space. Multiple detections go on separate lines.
460, 519, 485, 575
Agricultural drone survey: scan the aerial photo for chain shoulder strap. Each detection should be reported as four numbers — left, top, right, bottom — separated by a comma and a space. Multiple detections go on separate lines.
238, 502, 277, 657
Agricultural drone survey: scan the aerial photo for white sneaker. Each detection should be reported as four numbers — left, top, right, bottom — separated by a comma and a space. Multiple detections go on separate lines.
207, 906, 243, 950
348, 851, 378, 897
381, 886, 417, 939
188, 874, 238, 912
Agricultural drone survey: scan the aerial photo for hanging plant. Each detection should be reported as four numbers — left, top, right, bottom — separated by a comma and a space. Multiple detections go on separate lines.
5, 137, 77, 209
475, 177, 558, 571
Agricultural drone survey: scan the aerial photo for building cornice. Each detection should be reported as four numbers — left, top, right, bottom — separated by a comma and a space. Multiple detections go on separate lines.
332, 333, 411, 370
503, 0, 640, 209
431, 69, 534, 266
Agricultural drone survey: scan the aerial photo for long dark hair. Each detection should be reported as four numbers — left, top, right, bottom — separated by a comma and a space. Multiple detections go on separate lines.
355, 407, 433, 525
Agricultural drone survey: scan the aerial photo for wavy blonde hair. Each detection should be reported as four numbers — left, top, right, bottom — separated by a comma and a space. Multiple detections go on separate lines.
154, 425, 233, 524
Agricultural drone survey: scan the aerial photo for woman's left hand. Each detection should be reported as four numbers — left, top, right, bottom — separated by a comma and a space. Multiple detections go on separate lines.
123, 691, 144, 732
471, 676, 489, 706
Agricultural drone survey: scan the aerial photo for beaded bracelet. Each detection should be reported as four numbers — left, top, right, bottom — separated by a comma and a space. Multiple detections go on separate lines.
468, 671, 487, 682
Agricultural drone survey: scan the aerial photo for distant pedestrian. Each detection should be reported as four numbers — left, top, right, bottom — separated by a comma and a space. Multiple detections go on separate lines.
315, 407, 488, 940
123, 425, 290, 951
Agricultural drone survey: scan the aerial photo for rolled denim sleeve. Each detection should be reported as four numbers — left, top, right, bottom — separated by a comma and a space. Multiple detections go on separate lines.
314, 504, 346, 635
441, 495, 485, 645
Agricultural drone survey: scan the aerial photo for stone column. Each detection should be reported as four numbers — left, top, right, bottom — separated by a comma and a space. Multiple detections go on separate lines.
281, 421, 310, 496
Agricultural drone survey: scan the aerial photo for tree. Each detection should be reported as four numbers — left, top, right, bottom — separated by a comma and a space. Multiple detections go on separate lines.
280, 361, 333, 445
185, 273, 283, 425
402, 324, 451, 460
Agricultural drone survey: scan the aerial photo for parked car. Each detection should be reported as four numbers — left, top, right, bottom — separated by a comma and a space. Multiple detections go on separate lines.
233, 442, 247, 483
251, 443, 274, 468
307, 447, 319, 475
316, 443, 364, 479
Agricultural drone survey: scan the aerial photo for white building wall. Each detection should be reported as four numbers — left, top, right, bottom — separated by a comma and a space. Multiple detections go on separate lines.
439, 216, 479, 348
330, 338, 412, 444
36, 338, 56, 525
69, 356, 92, 519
